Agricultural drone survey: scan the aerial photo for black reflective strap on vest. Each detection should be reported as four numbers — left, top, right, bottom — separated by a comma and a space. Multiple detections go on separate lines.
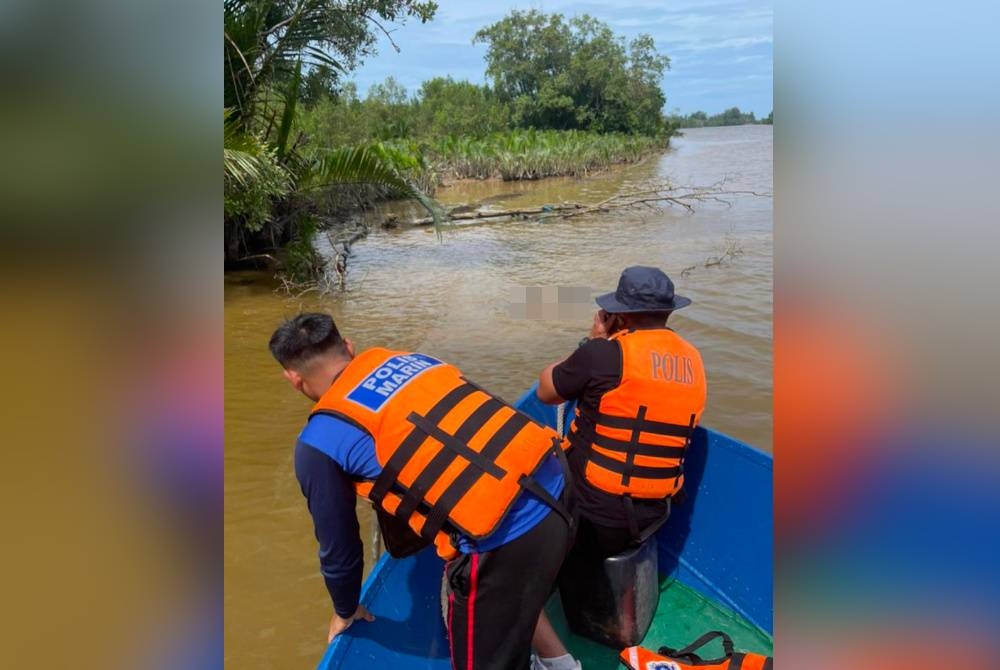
417, 410, 530, 540
589, 406, 695, 485
623, 494, 640, 540
369, 382, 478, 505
591, 432, 686, 458
596, 411, 692, 437
622, 494, 671, 544
660, 631, 735, 663
674, 413, 697, 488
406, 413, 507, 480
516, 436, 575, 530
393, 395, 506, 523
620, 405, 646, 487
589, 449, 681, 479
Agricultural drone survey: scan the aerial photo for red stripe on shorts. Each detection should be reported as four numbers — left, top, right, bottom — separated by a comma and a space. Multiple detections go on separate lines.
466, 553, 480, 670
448, 587, 455, 670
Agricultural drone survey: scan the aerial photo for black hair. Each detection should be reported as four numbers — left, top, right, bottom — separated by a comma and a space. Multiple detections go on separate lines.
620, 310, 670, 329
268, 313, 346, 369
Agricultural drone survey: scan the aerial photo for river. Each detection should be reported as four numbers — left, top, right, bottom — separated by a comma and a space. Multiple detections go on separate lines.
224, 124, 772, 668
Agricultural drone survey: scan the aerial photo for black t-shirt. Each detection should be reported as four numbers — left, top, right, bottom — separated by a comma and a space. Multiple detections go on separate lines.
552, 336, 670, 529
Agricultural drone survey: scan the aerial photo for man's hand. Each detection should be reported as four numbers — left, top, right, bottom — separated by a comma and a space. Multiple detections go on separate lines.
589, 310, 613, 339
327, 604, 375, 643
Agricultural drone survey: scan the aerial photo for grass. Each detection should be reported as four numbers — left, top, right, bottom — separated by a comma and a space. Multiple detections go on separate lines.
433, 129, 665, 181
309, 129, 666, 199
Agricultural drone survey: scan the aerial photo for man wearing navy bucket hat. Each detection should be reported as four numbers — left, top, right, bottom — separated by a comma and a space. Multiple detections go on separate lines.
530, 267, 707, 666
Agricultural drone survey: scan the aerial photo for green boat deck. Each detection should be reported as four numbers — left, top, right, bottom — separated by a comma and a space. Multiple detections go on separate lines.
544, 579, 773, 668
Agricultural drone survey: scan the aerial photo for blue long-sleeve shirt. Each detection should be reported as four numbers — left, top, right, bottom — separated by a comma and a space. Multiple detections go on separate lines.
295, 413, 564, 618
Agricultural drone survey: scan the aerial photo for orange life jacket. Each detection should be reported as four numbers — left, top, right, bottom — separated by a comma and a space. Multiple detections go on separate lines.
311, 347, 567, 560
620, 632, 772, 670
570, 328, 706, 500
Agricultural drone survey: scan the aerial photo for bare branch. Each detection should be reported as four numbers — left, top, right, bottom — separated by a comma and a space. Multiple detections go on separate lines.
363, 13, 401, 53
401, 178, 769, 226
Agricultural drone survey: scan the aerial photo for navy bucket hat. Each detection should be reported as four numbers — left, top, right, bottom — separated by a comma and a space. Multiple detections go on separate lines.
595, 266, 691, 314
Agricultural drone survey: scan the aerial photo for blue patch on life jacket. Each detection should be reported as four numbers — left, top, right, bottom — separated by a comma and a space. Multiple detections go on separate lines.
345, 353, 443, 412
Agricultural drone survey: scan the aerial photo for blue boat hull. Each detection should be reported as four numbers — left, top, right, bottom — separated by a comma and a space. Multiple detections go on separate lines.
320, 385, 772, 669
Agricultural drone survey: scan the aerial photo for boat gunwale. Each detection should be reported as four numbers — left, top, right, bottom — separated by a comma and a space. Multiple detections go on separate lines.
320, 552, 395, 667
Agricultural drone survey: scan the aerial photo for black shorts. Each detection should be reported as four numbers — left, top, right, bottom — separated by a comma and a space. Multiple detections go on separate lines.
553, 514, 646, 639
565, 514, 634, 562
445, 508, 571, 670
560, 499, 672, 569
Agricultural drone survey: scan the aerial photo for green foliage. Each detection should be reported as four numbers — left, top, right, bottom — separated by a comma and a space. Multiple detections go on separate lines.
668, 107, 766, 128
717, 107, 756, 126
224, 0, 437, 129
433, 129, 664, 180
307, 144, 421, 195
368, 76, 410, 106
223, 0, 441, 270
365, 76, 416, 140
223, 3, 686, 281
293, 84, 369, 147
473, 10, 670, 135
281, 215, 327, 283
287, 8, 679, 219
300, 64, 338, 105
321, 130, 664, 184
415, 77, 511, 137
294, 76, 512, 145
307, 143, 444, 227
224, 111, 292, 233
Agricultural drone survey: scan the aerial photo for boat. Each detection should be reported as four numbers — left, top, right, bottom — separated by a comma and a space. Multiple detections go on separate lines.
319, 384, 773, 669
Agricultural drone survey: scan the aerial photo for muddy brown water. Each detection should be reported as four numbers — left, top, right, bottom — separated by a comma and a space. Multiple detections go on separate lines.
225, 125, 772, 668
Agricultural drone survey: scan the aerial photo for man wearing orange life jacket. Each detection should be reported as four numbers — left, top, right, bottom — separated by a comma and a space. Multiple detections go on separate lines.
533, 267, 706, 661
269, 313, 573, 670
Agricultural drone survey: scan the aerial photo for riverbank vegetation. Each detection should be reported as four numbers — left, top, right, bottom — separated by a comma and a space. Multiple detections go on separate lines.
224, 0, 440, 270
294, 10, 677, 185
668, 107, 772, 128
295, 126, 666, 186
224, 3, 679, 281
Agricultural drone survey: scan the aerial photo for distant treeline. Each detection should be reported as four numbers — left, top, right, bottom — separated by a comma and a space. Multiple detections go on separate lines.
295, 73, 672, 150
297, 10, 677, 144
668, 107, 773, 128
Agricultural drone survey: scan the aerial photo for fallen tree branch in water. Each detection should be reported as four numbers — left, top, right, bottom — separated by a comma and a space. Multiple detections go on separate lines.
232, 253, 281, 270
324, 223, 371, 290
681, 229, 746, 277
405, 178, 770, 226
280, 179, 767, 297
407, 202, 586, 225
272, 222, 371, 296
275, 273, 340, 297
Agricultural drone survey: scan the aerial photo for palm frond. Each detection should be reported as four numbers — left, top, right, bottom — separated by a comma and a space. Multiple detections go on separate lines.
308, 145, 445, 234
224, 109, 291, 189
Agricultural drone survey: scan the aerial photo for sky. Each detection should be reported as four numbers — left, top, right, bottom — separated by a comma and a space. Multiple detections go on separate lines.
350, 0, 773, 117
